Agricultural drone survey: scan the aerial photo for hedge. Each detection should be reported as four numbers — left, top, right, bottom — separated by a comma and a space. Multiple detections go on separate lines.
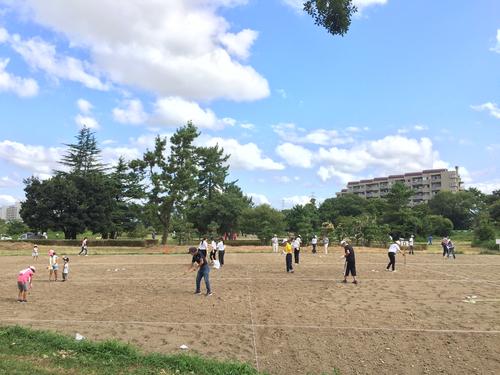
1, 239, 159, 247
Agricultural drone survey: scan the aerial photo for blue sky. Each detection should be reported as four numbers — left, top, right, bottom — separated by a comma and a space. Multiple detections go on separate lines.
0, 0, 499, 208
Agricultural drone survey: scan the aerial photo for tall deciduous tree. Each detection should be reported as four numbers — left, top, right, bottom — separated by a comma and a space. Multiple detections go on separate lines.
131, 122, 199, 244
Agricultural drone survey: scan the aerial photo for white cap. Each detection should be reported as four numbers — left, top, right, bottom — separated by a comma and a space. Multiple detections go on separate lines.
340, 240, 347, 246
29, 265, 36, 272
395, 240, 401, 245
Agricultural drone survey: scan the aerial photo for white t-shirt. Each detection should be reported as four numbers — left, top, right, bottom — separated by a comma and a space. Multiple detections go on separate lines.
198, 240, 208, 250
216, 240, 225, 251
211, 240, 217, 251
388, 243, 400, 253
409, 238, 414, 246
63, 263, 69, 273
323, 237, 329, 245
311, 237, 317, 245
292, 239, 300, 249
271, 236, 278, 244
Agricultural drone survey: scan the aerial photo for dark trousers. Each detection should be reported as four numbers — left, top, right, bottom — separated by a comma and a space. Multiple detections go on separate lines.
209, 250, 217, 261
199, 249, 207, 258
78, 246, 87, 255
294, 248, 300, 264
387, 252, 396, 271
312, 244, 317, 254
195, 266, 211, 293
218, 251, 225, 266
442, 244, 448, 257
345, 261, 356, 276
286, 253, 293, 272
409, 246, 414, 255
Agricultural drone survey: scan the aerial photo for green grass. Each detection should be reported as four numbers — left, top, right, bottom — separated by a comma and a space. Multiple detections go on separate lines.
0, 326, 263, 375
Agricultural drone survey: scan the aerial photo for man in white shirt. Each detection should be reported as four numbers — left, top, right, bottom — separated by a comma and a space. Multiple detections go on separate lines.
386, 240, 404, 272
271, 234, 278, 253
293, 236, 301, 264
408, 235, 414, 255
311, 235, 318, 254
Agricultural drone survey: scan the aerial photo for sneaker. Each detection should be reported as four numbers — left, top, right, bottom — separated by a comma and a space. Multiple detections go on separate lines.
290, 270, 294, 273
206, 292, 213, 296
17, 299, 22, 302
352, 280, 358, 284
341, 279, 347, 283
21, 300, 28, 303
194, 291, 201, 295
392, 270, 397, 273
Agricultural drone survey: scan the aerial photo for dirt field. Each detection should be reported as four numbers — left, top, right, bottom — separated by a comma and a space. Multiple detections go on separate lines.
1, 248, 499, 374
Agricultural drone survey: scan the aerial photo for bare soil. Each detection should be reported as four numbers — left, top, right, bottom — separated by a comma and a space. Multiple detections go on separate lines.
1, 248, 499, 374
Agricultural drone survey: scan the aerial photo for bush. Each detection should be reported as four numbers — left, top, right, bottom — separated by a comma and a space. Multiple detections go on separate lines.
472, 239, 499, 251
2, 239, 159, 247
473, 218, 496, 242
224, 239, 264, 246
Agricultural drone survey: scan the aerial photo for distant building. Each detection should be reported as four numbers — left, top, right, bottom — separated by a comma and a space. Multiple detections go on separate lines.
0, 202, 22, 221
337, 167, 462, 205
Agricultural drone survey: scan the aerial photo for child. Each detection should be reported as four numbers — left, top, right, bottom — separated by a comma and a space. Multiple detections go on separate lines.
17, 266, 36, 303
79, 237, 88, 256
32, 245, 39, 261
62, 256, 70, 281
283, 238, 294, 273
49, 250, 59, 281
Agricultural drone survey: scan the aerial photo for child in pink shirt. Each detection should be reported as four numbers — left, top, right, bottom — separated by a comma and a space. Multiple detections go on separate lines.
17, 266, 36, 303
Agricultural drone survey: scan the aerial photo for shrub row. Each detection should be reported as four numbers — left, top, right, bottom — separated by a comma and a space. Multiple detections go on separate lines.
471, 239, 499, 251
1, 239, 159, 247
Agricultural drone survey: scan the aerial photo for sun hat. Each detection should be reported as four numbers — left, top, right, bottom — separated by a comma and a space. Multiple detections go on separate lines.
29, 266, 36, 272
188, 247, 197, 254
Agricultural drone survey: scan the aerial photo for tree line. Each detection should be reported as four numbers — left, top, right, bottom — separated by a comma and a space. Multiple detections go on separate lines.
18, 124, 500, 246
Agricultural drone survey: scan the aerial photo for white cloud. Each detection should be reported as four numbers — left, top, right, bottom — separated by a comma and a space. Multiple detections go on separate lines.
275, 175, 292, 184
240, 123, 255, 130
0, 176, 19, 188
75, 114, 99, 129
8, 32, 108, 90
470, 180, 500, 194
283, 195, 312, 207
77, 98, 93, 114
205, 137, 284, 171
219, 29, 258, 60
0, 194, 17, 206
102, 146, 141, 166
0, 27, 8, 43
0, 58, 39, 97
317, 135, 448, 181
246, 193, 270, 205
490, 29, 500, 53
414, 124, 428, 131
272, 123, 353, 146
153, 97, 226, 130
276, 142, 313, 168
113, 99, 148, 125
471, 102, 500, 119
0, 140, 63, 174
317, 166, 354, 184
6, 0, 269, 101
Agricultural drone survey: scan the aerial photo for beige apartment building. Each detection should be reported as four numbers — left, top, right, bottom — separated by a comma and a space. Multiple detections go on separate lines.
337, 167, 462, 205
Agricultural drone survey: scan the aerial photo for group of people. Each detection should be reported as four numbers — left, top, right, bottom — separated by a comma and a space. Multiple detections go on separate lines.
187, 237, 226, 296
441, 237, 456, 259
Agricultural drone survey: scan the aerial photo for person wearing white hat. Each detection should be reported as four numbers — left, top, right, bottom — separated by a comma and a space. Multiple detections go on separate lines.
292, 236, 301, 264
386, 240, 404, 272
340, 240, 357, 284
271, 234, 278, 253
17, 266, 36, 302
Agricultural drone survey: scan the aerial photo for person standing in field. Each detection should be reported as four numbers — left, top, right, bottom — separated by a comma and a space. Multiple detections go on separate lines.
271, 234, 278, 253
198, 237, 208, 258
441, 237, 449, 258
408, 235, 414, 255
188, 247, 212, 296
78, 237, 88, 256
323, 236, 329, 254
292, 236, 301, 264
283, 238, 294, 273
17, 266, 36, 302
209, 238, 217, 264
49, 250, 59, 281
62, 256, 70, 281
341, 240, 357, 284
447, 238, 456, 259
386, 240, 404, 272
311, 235, 318, 254
428, 235, 433, 245
216, 237, 225, 267
32, 245, 39, 261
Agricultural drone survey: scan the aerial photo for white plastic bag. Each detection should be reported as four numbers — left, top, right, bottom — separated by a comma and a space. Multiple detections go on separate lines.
213, 260, 220, 269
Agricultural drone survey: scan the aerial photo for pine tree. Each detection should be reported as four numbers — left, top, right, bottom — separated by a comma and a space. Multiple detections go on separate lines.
59, 126, 105, 175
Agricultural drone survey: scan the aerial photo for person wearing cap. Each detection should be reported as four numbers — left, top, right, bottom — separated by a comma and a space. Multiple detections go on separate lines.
283, 238, 294, 273
408, 235, 414, 255
271, 234, 278, 253
386, 240, 404, 272
17, 266, 36, 302
311, 235, 318, 254
188, 247, 212, 296
341, 240, 357, 284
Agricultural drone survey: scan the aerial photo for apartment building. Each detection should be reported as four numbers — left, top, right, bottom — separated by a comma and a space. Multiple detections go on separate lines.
337, 167, 462, 205
0, 202, 22, 221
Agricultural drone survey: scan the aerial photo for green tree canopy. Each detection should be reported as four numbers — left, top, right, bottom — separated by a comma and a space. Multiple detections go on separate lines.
304, 0, 357, 36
